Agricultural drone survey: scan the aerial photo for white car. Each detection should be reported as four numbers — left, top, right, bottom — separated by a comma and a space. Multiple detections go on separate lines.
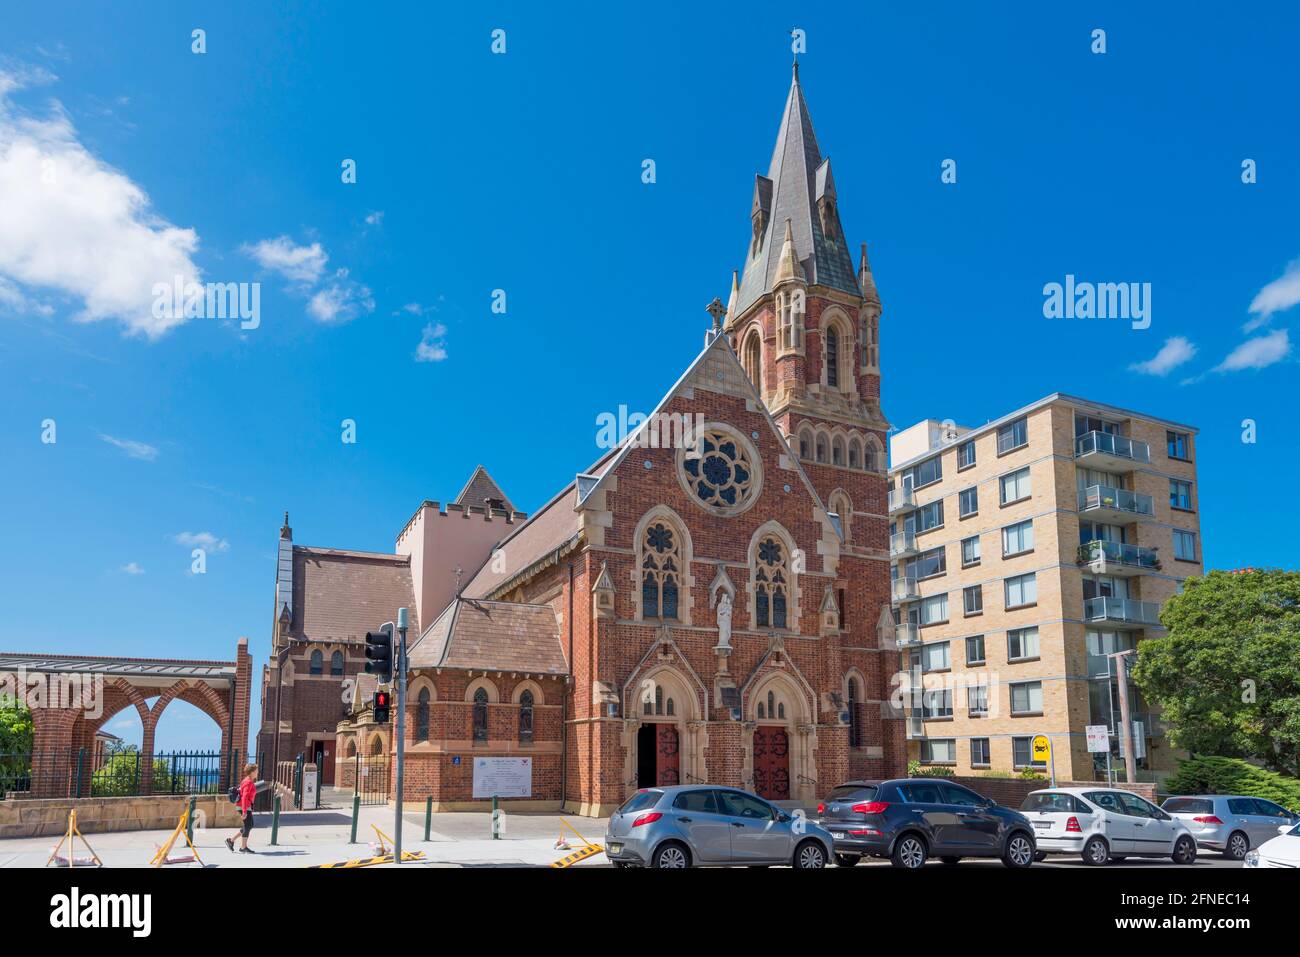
1020, 787, 1197, 866
1244, 821, 1300, 869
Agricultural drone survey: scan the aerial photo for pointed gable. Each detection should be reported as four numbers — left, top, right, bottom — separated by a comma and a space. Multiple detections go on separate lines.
453, 465, 515, 512
735, 65, 860, 316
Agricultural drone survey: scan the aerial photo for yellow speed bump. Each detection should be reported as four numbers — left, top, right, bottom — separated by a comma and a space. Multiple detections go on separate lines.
311, 850, 425, 869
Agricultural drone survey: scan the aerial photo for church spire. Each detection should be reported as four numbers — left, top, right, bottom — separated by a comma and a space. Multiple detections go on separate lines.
733, 64, 860, 319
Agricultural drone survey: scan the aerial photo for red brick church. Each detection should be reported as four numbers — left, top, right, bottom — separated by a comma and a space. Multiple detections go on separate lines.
257, 64, 905, 812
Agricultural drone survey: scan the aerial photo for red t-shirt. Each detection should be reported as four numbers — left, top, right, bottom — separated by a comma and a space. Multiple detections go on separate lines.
238, 777, 256, 813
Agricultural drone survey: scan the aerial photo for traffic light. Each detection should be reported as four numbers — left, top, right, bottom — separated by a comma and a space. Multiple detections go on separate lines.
365, 626, 393, 683
373, 689, 391, 724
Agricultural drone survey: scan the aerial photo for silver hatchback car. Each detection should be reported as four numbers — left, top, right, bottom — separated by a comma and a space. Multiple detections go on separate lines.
605, 786, 835, 868
1161, 795, 1300, 860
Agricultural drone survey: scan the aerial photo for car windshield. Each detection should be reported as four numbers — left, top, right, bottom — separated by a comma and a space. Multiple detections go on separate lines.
1021, 792, 1079, 813
617, 790, 662, 814
1162, 798, 1213, 815
827, 785, 878, 802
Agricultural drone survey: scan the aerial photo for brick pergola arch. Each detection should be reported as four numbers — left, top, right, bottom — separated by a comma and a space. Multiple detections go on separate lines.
1, 639, 252, 798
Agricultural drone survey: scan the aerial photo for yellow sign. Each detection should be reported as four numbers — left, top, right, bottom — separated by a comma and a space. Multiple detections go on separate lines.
1031, 735, 1052, 764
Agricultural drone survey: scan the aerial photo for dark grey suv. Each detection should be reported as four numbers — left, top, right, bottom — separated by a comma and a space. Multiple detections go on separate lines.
817, 779, 1037, 868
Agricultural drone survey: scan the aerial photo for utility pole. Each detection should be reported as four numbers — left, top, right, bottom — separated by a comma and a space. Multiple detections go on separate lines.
394, 606, 408, 864
1110, 649, 1138, 785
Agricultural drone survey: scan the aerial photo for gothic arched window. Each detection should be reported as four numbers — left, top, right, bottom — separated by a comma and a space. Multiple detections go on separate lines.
847, 677, 862, 748
641, 521, 681, 620
472, 688, 489, 743
815, 433, 828, 464
330, 650, 344, 676
832, 436, 845, 467
309, 650, 323, 675
754, 536, 790, 630
416, 687, 430, 742
848, 437, 862, 470
743, 331, 763, 394
830, 491, 852, 543
799, 428, 813, 460
519, 690, 534, 744
826, 326, 839, 388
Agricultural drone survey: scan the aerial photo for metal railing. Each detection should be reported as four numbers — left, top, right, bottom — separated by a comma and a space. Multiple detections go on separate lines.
1077, 484, 1154, 517
888, 487, 916, 512
889, 531, 918, 558
1, 748, 242, 800
892, 576, 921, 602
1083, 596, 1162, 626
895, 622, 921, 647
1078, 540, 1161, 570
1075, 430, 1151, 465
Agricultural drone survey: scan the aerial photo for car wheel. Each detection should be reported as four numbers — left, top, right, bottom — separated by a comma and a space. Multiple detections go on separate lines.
1002, 832, 1035, 869
834, 853, 860, 867
794, 839, 827, 869
1033, 851, 1048, 862
1226, 831, 1249, 861
891, 834, 928, 869
939, 856, 962, 865
1082, 836, 1110, 866
1172, 836, 1197, 865
651, 842, 690, 869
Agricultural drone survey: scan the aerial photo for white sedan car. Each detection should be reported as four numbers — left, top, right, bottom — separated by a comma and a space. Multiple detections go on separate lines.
1020, 787, 1197, 866
1244, 821, 1300, 869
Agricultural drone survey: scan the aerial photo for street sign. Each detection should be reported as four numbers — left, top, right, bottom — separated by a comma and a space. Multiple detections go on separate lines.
1085, 725, 1110, 753
1031, 734, 1052, 765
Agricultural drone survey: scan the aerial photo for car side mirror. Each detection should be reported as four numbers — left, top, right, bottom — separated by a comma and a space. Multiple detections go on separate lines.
778, 812, 792, 823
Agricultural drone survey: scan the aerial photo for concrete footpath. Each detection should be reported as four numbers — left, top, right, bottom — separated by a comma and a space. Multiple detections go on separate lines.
0, 802, 611, 869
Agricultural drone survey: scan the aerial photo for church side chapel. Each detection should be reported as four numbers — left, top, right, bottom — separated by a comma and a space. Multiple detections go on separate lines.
256, 64, 905, 813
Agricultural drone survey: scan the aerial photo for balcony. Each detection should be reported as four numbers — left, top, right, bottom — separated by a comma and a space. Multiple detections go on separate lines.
1083, 596, 1162, 630
1075, 430, 1151, 471
1078, 540, 1161, 577
905, 716, 926, 740
889, 531, 919, 559
892, 576, 921, 603
888, 487, 916, 514
895, 622, 921, 647
1077, 485, 1154, 523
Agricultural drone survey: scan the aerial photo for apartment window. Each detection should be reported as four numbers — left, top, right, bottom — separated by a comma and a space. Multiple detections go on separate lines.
921, 739, 956, 764
970, 738, 991, 766
905, 456, 943, 490
1075, 414, 1118, 437
1173, 530, 1197, 561
1002, 519, 1034, 556
1010, 681, 1044, 715
1169, 479, 1193, 511
921, 641, 951, 672
1013, 736, 1046, 768
957, 439, 976, 470
961, 535, 981, 567
922, 688, 953, 719
997, 417, 1029, 454
963, 584, 983, 616
967, 685, 989, 717
920, 593, 949, 625
916, 499, 944, 533
912, 546, 947, 580
959, 486, 979, 518
965, 634, 986, 665
999, 466, 1031, 505
1167, 430, 1190, 460
1004, 573, 1037, 609
1007, 626, 1040, 661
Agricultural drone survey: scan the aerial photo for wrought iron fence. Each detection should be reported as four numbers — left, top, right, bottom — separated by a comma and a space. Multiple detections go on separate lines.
352, 752, 390, 806
1, 748, 250, 800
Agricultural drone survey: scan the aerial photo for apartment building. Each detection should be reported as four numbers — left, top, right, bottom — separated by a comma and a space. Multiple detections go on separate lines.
887, 395, 1203, 783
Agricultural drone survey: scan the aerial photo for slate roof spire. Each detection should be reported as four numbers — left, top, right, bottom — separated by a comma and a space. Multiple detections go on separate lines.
733, 64, 861, 318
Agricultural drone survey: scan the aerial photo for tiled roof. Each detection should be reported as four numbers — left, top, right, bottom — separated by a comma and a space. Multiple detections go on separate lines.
407, 598, 567, 674
0, 652, 235, 681
453, 465, 515, 512
735, 66, 861, 315
291, 547, 419, 641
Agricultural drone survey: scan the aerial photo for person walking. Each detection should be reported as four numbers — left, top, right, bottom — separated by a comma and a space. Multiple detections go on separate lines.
225, 763, 259, 854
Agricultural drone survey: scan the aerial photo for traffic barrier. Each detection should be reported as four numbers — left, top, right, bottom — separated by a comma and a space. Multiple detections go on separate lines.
149, 808, 204, 867
45, 809, 102, 868
550, 818, 605, 868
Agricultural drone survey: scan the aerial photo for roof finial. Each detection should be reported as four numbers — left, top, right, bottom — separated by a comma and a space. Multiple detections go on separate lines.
706, 297, 727, 331
792, 58, 799, 83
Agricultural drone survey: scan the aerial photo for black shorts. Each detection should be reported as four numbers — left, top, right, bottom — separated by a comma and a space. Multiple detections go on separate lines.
240, 811, 254, 837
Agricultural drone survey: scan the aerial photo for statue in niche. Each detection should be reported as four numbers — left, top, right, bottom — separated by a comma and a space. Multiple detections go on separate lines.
715, 591, 733, 650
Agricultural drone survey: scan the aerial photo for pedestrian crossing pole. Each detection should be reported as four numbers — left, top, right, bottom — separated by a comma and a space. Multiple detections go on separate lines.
394, 606, 409, 866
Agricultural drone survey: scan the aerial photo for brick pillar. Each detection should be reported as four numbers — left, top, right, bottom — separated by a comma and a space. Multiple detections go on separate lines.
231, 637, 253, 770
29, 707, 79, 798
140, 715, 157, 795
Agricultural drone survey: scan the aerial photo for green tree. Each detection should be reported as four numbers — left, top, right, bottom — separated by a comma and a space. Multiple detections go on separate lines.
0, 704, 34, 753
1133, 569, 1300, 775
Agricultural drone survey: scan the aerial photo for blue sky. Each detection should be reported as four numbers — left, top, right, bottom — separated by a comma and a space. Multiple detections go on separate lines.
2, 3, 1298, 750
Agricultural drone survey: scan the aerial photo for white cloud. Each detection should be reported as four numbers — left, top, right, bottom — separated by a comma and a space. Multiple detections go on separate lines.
0, 64, 202, 338
308, 271, 375, 324
1246, 259, 1300, 332
1213, 328, 1291, 373
364, 211, 384, 226
241, 236, 328, 285
173, 531, 230, 552
1128, 336, 1197, 376
415, 322, 448, 362
121, 562, 145, 575
99, 433, 158, 461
